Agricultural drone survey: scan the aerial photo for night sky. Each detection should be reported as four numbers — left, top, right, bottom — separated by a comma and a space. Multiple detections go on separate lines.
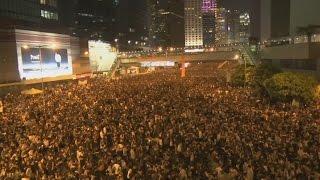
222, 0, 261, 38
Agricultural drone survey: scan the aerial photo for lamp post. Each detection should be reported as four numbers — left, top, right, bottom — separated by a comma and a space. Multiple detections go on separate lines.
22, 44, 57, 121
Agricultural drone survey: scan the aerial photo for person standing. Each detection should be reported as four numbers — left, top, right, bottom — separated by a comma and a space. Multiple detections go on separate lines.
55, 52, 62, 68
0, 100, 3, 113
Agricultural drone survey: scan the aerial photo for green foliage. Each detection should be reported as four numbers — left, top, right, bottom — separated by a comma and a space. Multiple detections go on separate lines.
230, 64, 255, 87
252, 63, 282, 92
316, 85, 320, 100
264, 72, 318, 103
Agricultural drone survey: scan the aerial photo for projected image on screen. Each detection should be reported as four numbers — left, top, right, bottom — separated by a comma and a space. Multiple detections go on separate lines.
21, 48, 72, 79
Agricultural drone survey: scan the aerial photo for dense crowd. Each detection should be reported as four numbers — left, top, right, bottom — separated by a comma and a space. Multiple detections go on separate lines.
0, 62, 319, 179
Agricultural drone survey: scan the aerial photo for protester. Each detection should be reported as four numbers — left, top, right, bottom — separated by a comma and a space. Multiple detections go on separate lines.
0, 99, 3, 113
0, 62, 319, 179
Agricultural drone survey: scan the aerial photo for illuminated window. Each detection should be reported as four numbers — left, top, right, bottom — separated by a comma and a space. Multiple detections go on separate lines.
40, 0, 57, 7
41, 10, 58, 20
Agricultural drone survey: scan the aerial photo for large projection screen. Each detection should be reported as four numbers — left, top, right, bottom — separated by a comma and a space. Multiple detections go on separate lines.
88, 41, 117, 72
20, 48, 72, 79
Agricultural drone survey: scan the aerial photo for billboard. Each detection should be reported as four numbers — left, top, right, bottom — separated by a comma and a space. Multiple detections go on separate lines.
20, 48, 72, 79
141, 61, 175, 67
88, 41, 117, 72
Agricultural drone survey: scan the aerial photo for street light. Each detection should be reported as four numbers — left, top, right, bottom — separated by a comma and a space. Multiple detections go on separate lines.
22, 44, 58, 129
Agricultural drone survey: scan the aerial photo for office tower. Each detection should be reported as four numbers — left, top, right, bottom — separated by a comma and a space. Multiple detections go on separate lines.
226, 10, 240, 44
239, 12, 251, 43
202, 0, 216, 46
0, 0, 75, 32
115, 0, 149, 49
184, 0, 203, 48
0, 0, 40, 23
149, 0, 184, 48
215, 8, 251, 44
73, 0, 116, 41
214, 8, 227, 44
260, 0, 320, 41
40, 0, 59, 22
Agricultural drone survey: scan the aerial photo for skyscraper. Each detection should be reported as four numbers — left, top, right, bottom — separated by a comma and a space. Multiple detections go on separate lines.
73, 0, 116, 41
215, 8, 251, 44
214, 8, 227, 44
149, 0, 184, 48
226, 10, 240, 44
185, 0, 203, 48
202, 0, 216, 46
40, 0, 59, 22
0, 0, 62, 26
239, 12, 251, 43
0, 0, 40, 24
115, 0, 149, 50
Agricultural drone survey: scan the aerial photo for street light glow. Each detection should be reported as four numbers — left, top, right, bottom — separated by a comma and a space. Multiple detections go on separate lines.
22, 45, 29, 49
50, 44, 57, 49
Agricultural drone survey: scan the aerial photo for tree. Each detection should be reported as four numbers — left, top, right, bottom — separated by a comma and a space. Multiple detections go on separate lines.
264, 72, 318, 104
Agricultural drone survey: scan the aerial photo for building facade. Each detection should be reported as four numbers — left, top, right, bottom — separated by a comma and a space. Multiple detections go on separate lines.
73, 0, 116, 41
202, 0, 216, 46
184, 0, 203, 48
239, 12, 251, 43
261, 0, 320, 42
261, 0, 320, 78
0, 0, 41, 23
215, 8, 251, 44
214, 8, 227, 44
149, 0, 184, 48
226, 10, 240, 44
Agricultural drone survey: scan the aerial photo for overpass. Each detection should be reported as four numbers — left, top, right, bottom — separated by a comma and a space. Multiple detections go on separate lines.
117, 43, 258, 65
108, 44, 259, 76
119, 51, 241, 64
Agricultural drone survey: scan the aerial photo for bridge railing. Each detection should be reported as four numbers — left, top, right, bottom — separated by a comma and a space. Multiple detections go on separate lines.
117, 42, 250, 59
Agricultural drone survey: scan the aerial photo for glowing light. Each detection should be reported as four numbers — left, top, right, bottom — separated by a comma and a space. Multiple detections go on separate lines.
158, 47, 163, 52
50, 44, 57, 49
22, 45, 29, 49
234, 54, 240, 60
202, 0, 216, 13
84, 51, 89, 55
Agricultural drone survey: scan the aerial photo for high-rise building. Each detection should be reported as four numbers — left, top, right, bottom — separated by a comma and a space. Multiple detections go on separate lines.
40, 0, 59, 22
0, 0, 41, 23
149, 0, 184, 48
261, 0, 320, 42
226, 10, 240, 44
73, 0, 116, 41
215, 8, 251, 44
0, 0, 75, 33
184, 0, 203, 48
239, 12, 251, 43
115, 0, 149, 50
202, 0, 216, 46
214, 8, 227, 44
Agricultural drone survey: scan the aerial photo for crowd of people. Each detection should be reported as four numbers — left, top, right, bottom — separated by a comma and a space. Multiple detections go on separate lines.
0, 62, 319, 179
